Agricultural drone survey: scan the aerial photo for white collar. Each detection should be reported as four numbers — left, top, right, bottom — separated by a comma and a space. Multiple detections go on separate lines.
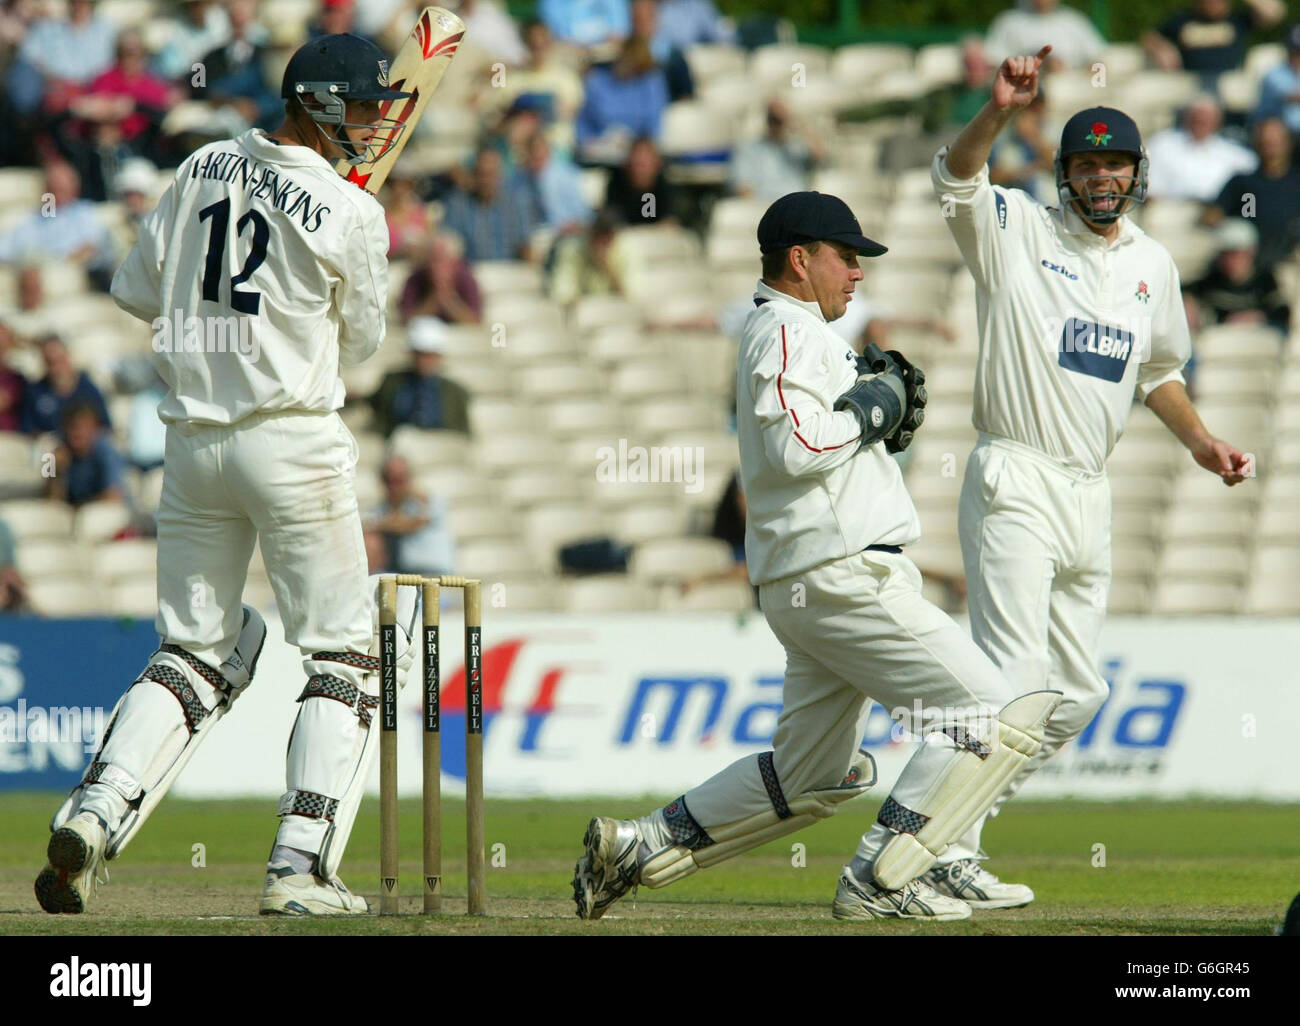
1058, 199, 1138, 249
753, 278, 827, 322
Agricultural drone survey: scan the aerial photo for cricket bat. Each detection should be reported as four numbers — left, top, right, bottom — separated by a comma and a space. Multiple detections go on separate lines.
334, 6, 465, 193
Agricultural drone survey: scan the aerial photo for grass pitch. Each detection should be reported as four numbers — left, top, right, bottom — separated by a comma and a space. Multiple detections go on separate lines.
1, 793, 1296, 935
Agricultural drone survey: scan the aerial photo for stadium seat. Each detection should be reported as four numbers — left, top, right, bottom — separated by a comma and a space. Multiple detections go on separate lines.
1151, 578, 1240, 615
1107, 578, 1151, 614
1110, 505, 1162, 542
472, 261, 543, 298
915, 43, 961, 87
484, 295, 564, 334
445, 503, 518, 542
500, 470, 588, 508
697, 74, 763, 120
1109, 470, 1173, 506
614, 225, 702, 266
587, 327, 648, 365
1245, 43, 1286, 78
662, 578, 755, 612
545, 398, 625, 438
710, 197, 768, 235
1194, 323, 1284, 361
563, 575, 657, 613
630, 398, 727, 437
830, 43, 912, 87
91, 539, 157, 582
610, 504, 691, 545
108, 578, 159, 619
476, 433, 568, 474
414, 466, 496, 504
1243, 574, 1300, 615
629, 537, 733, 583
1256, 504, 1300, 543
608, 361, 688, 400
1156, 541, 1246, 581
468, 398, 542, 436
26, 576, 107, 616
1112, 540, 1160, 577
1098, 44, 1144, 80
570, 295, 638, 335
522, 503, 609, 553
517, 361, 604, 400
75, 501, 132, 543
684, 43, 747, 84
458, 539, 545, 578
749, 44, 830, 94
387, 427, 472, 469
0, 498, 73, 539
1215, 70, 1257, 113
16, 539, 90, 577
478, 577, 558, 612
659, 101, 733, 163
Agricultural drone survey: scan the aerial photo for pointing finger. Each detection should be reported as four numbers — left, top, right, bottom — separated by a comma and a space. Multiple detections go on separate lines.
1035, 44, 1053, 66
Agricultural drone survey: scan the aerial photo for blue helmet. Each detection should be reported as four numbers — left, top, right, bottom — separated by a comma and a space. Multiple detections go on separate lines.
281, 34, 412, 166
1053, 106, 1148, 225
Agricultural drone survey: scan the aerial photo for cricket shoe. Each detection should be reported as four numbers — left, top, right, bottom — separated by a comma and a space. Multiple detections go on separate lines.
573, 817, 642, 920
832, 866, 971, 921
921, 858, 1034, 910
258, 862, 368, 916
35, 812, 108, 914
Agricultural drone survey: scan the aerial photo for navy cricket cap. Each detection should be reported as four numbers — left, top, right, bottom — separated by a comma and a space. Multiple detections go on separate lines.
1057, 106, 1143, 160
757, 191, 887, 257
281, 33, 412, 102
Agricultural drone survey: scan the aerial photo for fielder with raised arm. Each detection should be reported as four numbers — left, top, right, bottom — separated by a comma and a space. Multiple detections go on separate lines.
574, 192, 1063, 922
926, 46, 1250, 907
35, 34, 424, 917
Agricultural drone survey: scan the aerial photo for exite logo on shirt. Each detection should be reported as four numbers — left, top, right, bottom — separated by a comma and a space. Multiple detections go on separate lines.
1057, 317, 1134, 383
1041, 259, 1079, 280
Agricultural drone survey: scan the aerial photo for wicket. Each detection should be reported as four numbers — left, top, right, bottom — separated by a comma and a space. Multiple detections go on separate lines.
377, 574, 485, 916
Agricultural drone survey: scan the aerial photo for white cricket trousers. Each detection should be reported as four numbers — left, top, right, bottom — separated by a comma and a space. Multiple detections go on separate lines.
77, 409, 375, 853
679, 548, 1015, 866
156, 408, 371, 663
946, 433, 1111, 862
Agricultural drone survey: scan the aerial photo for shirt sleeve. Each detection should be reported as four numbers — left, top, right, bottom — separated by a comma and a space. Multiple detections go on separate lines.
932, 146, 1022, 291
1137, 256, 1191, 401
749, 318, 862, 478
110, 176, 178, 323
336, 201, 389, 367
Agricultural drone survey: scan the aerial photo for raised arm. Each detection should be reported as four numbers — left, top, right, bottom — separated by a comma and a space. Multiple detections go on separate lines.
945, 45, 1051, 180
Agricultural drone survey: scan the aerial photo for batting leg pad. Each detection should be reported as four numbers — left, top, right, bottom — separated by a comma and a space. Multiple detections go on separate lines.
871, 690, 1061, 891
276, 652, 382, 878
51, 606, 268, 859
641, 750, 877, 888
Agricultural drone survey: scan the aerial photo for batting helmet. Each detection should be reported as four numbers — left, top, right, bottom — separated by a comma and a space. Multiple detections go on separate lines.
1053, 106, 1148, 225
281, 34, 412, 166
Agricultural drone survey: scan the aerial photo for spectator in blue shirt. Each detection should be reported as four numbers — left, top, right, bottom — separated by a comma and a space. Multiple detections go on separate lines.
632, 0, 694, 101
1204, 118, 1300, 270
653, 0, 734, 52
5, 0, 117, 115
47, 402, 127, 508
20, 335, 111, 437
0, 161, 117, 291
191, 0, 279, 129
442, 147, 538, 261
515, 131, 593, 235
366, 454, 457, 577
576, 36, 669, 165
1144, 0, 1285, 87
1255, 25, 1300, 134
540, 0, 630, 49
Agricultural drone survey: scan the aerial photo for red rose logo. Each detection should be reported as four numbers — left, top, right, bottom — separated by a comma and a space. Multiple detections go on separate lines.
1091, 122, 1108, 135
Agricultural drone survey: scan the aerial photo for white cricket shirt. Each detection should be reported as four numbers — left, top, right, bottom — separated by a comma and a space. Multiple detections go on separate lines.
111, 129, 390, 426
737, 279, 920, 585
932, 147, 1191, 475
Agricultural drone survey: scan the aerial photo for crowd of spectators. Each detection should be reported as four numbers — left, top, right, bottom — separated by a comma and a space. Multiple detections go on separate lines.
3, 0, 1300, 610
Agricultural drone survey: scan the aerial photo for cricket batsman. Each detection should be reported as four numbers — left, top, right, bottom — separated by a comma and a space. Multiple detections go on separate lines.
573, 191, 1065, 922
35, 34, 423, 916
924, 46, 1250, 907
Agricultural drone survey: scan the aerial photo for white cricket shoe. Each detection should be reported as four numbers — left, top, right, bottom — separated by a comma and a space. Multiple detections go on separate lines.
921, 858, 1034, 910
832, 866, 971, 921
35, 812, 108, 915
573, 817, 642, 920
258, 862, 369, 916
